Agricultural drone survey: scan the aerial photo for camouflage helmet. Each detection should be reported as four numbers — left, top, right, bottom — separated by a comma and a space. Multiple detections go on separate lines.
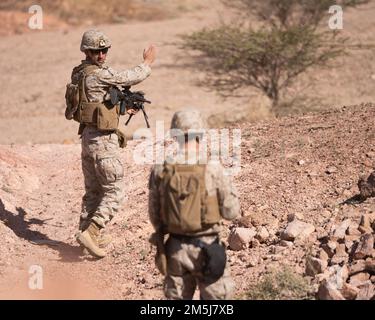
170, 109, 206, 135
80, 29, 111, 52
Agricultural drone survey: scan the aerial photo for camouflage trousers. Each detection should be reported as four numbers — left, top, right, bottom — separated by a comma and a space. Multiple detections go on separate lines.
164, 235, 235, 300
80, 126, 124, 229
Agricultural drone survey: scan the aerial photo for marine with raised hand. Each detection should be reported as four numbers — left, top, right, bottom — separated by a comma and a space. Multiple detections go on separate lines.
65, 29, 156, 258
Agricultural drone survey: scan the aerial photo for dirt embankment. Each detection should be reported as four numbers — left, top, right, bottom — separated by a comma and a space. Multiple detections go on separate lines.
0, 104, 374, 299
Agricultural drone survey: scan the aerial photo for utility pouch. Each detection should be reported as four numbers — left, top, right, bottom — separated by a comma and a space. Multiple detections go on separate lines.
79, 101, 99, 124
97, 103, 119, 130
65, 83, 79, 120
150, 231, 168, 276
115, 129, 127, 148
155, 249, 167, 276
201, 240, 227, 282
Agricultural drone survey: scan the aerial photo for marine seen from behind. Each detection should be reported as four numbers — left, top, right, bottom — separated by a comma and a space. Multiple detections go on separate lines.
148, 110, 240, 299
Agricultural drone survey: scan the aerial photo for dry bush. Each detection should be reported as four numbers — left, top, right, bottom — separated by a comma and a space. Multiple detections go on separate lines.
246, 267, 314, 300
181, 0, 369, 113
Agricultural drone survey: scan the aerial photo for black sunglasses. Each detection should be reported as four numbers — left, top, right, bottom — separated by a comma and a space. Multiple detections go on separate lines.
90, 48, 109, 54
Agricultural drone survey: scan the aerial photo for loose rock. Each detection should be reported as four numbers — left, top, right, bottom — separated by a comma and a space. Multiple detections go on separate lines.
356, 281, 375, 300
281, 220, 315, 241
340, 283, 360, 300
333, 219, 351, 239
305, 256, 327, 277
317, 280, 345, 300
228, 227, 256, 251
353, 234, 374, 260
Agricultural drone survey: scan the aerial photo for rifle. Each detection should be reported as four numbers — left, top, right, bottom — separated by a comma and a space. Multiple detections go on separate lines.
109, 85, 151, 128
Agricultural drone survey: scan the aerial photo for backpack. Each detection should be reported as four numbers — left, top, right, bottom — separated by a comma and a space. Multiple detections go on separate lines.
64, 64, 98, 122
159, 163, 221, 234
64, 82, 80, 120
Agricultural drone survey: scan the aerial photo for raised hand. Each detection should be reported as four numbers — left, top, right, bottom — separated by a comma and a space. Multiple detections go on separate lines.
143, 44, 156, 66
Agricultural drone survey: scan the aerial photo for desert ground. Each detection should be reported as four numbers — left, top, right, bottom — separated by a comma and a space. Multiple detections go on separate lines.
0, 0, 375, 300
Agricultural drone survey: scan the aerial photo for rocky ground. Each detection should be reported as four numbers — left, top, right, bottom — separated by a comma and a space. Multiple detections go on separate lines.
1, 103, 374, 299
1, 0, 375, 300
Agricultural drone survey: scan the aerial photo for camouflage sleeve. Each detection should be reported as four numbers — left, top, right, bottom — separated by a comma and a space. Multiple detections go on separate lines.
94, 63, 151, 87
148, 165, 162, 231
207, 162, 240, 221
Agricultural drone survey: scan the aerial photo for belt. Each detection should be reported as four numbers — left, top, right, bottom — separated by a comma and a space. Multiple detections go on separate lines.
170, 233, 219, 248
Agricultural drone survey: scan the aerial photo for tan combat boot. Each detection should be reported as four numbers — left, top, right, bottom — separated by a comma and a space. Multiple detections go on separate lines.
76, 222, 106, 258
82, 233, 112, 256
98, 233, 112, 248
79, 218, 112, 248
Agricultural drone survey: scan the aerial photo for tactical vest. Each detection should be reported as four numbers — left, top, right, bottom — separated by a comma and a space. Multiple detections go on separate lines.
158, 163, 221, 235
65, 63, 120, 131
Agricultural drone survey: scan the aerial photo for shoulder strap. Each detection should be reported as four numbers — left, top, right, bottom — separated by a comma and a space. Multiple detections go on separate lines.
71, 63, 97, 80
79, 64, 99, 103
82, 64, 99, 75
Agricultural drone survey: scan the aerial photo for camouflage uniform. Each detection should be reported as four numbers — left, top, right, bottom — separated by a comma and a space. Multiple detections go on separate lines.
148, 110, 240, 300
78, 62, 151, 229
75, 30, 151, 231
